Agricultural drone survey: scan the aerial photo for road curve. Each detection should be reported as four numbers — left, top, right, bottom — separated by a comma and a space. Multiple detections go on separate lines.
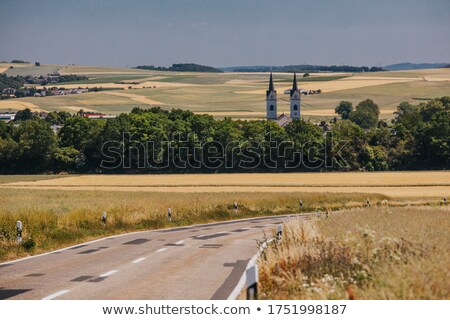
0, 214, 310, 300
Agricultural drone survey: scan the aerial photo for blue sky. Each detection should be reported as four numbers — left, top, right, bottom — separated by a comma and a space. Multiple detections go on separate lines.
1, 0, 449, 67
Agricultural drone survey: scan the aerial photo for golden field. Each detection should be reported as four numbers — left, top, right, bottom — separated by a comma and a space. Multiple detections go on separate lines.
259, 206, 450, 299
2, 171, 449, 198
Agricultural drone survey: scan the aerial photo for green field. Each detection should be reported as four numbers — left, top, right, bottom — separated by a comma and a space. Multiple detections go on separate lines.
3, 64, 64, 77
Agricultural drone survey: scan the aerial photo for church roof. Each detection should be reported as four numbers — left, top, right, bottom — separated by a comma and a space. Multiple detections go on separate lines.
276, 113, 292, 127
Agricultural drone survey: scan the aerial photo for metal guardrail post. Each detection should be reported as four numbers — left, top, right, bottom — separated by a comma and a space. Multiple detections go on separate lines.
246, 264, 258, 300
16, 220, 23, 243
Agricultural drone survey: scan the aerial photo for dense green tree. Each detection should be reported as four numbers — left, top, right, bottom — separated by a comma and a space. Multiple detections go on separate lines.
0, 121, 11, 139
58, 117, 105, 150
331, 120, 367, 170
14, 108, 34, 121
420, 99, 445, 121
348, 108, 378, 129
415, 110, 450, 166
335, 101, 353, 120
11, 120, 57, 172
285, 120, 324, 168
348, 99, 380, 129
51, 146, 80, 171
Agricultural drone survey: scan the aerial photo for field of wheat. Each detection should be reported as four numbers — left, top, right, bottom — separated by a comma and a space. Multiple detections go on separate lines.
259, 206, 450, 299
2, 172, 449, 198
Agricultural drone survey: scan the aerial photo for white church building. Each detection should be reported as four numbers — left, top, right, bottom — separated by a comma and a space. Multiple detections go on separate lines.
266, 72, 301, 125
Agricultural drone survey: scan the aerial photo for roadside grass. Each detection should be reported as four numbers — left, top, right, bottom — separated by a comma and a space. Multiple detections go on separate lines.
0, 189, 388, 262
259, 206, 450, 299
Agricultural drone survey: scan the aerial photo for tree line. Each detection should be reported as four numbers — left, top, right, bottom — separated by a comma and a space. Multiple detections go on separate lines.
0, 97, 448, 173
135, 63, 224, 73
231, 65, 384, 73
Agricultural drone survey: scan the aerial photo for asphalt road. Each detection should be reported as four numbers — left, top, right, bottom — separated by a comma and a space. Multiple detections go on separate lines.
0, 214, 309, 300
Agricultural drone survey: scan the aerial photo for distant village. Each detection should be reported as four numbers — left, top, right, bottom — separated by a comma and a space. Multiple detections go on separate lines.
1, 86, 89, 98
0, 110, 116, 134
0, 72, 102, 99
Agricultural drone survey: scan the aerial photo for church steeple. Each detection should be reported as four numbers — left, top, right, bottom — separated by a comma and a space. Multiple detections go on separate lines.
289, 73, 300, 119
266, 72, 277, 119
267, 72, 274, 97
290, 72, 298, 96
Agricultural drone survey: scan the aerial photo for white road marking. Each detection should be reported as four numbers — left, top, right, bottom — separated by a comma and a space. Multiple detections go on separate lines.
175, 240, 184, 245
156, 248, 167, 253
99, 270, 118, 277
132, 257, 146, 264
42, 290, 70, 300
197, 231, 228, 238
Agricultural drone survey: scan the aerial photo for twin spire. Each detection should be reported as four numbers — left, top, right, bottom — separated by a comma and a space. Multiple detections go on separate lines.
267, 72, 298, 95
266, 72, 301, 120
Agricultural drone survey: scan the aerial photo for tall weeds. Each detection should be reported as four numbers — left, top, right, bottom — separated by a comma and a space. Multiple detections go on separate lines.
259, 207, 450, 299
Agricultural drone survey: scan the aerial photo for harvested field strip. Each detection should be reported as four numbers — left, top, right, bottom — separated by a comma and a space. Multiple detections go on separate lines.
5, 171, 448, 187
4, 183, 449, 188
1, 186, 448, 198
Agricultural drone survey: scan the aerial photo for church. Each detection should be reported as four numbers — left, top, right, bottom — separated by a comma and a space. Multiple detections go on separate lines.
266, 72, 300, 125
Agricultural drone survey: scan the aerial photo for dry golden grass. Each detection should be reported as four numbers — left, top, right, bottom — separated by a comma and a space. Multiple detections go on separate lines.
103, 90, 166, 105
0, 100, 43, 111
0, 63, 35, 71
2, 185, 448, 198
240, 77, 420, 95
259, 206, 450, 299
3, 172, 448, 198
0, 188, 386, 262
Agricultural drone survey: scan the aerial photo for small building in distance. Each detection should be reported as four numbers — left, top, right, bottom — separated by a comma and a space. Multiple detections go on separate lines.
0, 113, 16, 122
83, 113, 117, 119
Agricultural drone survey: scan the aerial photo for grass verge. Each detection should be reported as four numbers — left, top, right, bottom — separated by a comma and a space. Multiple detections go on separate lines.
259, 206, 450, 299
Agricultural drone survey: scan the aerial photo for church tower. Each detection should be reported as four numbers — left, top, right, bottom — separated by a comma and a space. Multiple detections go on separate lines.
266, 72, 277, 119
290, 73, 301, 119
